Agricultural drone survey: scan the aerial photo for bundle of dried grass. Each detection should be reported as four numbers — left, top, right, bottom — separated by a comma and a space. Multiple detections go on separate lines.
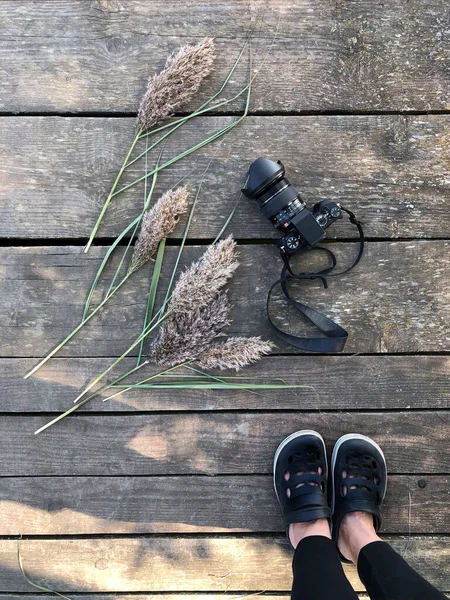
130, 186, 189, 271
197, 336, 274, 371
150, 294, 231, 366
149, 236, 273, 370
168, 235, 238, 315
137, 38, 216, 132
149, 236, 238, 364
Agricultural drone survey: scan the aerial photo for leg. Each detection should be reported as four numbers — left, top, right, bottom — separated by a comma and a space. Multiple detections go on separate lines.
332, 434, 447, 600
291, 524, 359, 600
340, 512, 447, 600
273, 431, 358, 600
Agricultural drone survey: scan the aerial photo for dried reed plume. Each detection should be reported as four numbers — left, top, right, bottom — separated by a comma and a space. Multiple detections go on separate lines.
167, 235, 238, 316
137, 38, 216, 131
130, 186, 189, 271
197, 336, 274, 371
150, 294, 231, 366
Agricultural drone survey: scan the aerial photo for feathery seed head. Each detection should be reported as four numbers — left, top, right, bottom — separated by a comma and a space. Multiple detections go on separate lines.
149, 293, 231, 366
137, 38, 216, 131
197, 336, 274, 371
168, 235, 238, 316
130, 186, 189, 272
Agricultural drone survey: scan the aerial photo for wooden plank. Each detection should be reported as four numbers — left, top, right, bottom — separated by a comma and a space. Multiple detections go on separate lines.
2, 242, 450, 357
1, 475, 447, 535
0, 597, 446, 600
1, 536, 448, 592
1, 115, 450, 240
3, 355, 450, 412
0, 412, 448, 476
1, 1, 450, 113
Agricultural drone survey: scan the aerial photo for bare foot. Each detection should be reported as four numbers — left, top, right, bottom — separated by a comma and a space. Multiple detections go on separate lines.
338, 511, 382, 563
289, 518, 331, 549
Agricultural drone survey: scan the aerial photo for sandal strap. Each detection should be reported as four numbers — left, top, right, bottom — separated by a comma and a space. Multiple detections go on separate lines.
283, 502, 331, 526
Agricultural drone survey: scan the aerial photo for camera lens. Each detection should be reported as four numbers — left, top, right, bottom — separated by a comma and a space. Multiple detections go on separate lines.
242, 158, 305, 230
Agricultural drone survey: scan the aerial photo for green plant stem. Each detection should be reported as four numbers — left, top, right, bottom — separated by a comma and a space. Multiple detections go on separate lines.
33, 360, 150, 435
160, 172, 207, 312
184, 364, 264, 397
73, 306, 174, 403
102, 362, 188, 402
82, 215, 141, 319
111, 382, 306, 390
136, 238, 166, 366
84, 131, 141, 254
138, 372, 287, 382
112, 121, 234, 197
24, 273, 132, 379
82, 159, 160, 319
107, 155, 160, 296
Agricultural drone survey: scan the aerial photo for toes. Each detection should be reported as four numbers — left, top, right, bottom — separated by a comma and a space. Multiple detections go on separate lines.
284, 470, 290, 481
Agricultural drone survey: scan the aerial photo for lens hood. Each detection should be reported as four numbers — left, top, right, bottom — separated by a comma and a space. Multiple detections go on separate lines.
242, 158, 285, 200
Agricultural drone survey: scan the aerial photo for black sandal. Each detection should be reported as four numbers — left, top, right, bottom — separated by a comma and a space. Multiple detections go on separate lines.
274, 430, 331, 548
331, 433, 387, 563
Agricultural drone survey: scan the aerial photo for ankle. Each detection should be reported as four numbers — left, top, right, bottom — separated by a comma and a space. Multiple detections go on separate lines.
338, 511, 381, 563
289, 518, 331, 549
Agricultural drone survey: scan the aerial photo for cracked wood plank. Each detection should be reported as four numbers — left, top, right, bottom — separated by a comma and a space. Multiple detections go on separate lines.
1, 116, 449, 240
2, 355, 449, 412
0, 474, 447, 535
1, 1, 449, 112
1, 537, 449, 592
1, 242, 450, 357
0, 412, 448, 476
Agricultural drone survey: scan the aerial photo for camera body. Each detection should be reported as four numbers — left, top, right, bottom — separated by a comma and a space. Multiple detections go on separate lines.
242, 158, 342, 259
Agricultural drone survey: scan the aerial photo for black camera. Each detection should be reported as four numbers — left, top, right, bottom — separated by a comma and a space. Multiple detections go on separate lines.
242, 158, 342, 260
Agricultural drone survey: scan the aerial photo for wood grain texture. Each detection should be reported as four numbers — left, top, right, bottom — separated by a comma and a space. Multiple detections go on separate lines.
2, 536, 449, 592
2, 242, 450, 357
0, 475, 447, 535
1, 116, 449, 240
1, 1, 450, 113
3, 355, 450, 412
1, 412, 448, 476
0, 597, 446, 600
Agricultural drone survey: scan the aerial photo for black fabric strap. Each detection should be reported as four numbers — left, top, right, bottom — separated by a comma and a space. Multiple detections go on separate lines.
267, 207, 364, 353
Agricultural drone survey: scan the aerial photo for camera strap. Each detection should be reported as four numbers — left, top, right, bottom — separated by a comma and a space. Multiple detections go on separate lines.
266, 207, 365, 352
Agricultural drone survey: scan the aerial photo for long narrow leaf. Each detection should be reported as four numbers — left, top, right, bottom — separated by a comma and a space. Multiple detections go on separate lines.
111, 382, 310, 390
102, 362, 187, 402
136, 238, 166, 365
84, 132, 141, 253
107, 152, 161, 295
82, 216, 140, 319
33, 360, 149, 435
83, 153, 161, 318
25, 273, 132, 379
72, 306, 174, 403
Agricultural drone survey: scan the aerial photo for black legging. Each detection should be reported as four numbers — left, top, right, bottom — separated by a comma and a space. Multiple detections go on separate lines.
291, 536, 446, 600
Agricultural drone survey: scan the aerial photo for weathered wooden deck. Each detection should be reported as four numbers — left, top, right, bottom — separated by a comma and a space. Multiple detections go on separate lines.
1, 1, 450, 597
